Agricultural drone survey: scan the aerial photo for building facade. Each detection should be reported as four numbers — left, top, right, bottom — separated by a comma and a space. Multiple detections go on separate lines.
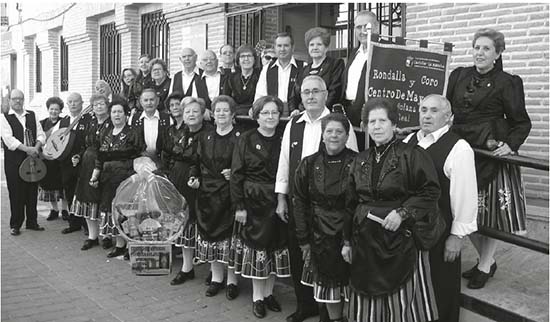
1, 2, 548, 208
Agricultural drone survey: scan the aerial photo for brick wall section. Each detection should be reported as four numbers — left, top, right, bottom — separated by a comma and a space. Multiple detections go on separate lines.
406, 3, 550, 201
116, 5, 141, 76
263, 7, 279, 45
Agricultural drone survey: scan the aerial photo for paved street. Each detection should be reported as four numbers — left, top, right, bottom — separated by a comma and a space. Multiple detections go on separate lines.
1, 186, 303, 322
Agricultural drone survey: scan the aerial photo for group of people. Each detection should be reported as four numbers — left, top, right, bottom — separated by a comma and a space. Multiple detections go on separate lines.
1, 9, 532, 322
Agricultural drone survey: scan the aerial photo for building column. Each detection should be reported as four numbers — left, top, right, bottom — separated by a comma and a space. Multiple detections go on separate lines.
36, 30, 60, 97
63, 18, 99, 101
116, 4, 141, 72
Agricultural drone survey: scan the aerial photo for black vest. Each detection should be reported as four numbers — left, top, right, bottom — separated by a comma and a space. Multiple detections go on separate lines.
2, 111, 37, 165
408, 131, 460, 234
172, 70, 201, 97
344, 49, 369, 126
287, 114, 324, 195
131, 111, 171, 156
266, 59, 304, 102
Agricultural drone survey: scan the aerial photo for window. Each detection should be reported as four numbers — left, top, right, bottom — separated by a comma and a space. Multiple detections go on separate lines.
100, 22, 121, 93
60, 36, 69, 92
35, 45, 42, 93
226, 10, 263, 49
141, 10, 170, 63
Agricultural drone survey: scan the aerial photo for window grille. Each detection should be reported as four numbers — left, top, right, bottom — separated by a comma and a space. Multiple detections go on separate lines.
226, 10, 263, 49
60, 36, 69, 92
35, 45, 42, 93
100, 22, 121, 93
141, 10, 170, 63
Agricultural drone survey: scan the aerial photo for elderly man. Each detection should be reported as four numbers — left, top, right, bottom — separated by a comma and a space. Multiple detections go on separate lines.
404, 94, 478, 322
254, 32, 304, 117
0, 89, 46, 236
197, 49, 226, 115
275, 75, 357, 322
131, 89, 171, 163
219, 44, 236, 74
59, 92, 91, 234
170, 47, 201, 97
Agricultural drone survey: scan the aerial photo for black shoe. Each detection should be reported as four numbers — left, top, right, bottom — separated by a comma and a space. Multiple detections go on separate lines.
102, 238, 113, 249
171, 270, 195, 285
462, 262, 497, 279
10, 228, 20, 236
61, 210, 69, 221
107, 247, 126, 258
264, 295, 281, 312
26, 225, 45, 231
226, 283, 239, 300
467, 268, 492, 289
205, 282, 223, 297
205, 271, 212, 285
81, 239, 99, 251
61, 226, 80, 234
286, 309, 319, 322
253, 300, 266, 318
46, 210, 59, 221
123, 249, 130, 260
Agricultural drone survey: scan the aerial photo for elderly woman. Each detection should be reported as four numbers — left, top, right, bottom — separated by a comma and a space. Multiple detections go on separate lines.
149, 58, 171, 112
446, 28, 531, 289
121, 67, 143, 114
293, 112, 357, 322
223, 44, 261, 116
95, 80, 113, 101
189, 95, 241, 299
163, 93, 213, 286
73, 94, 112, 251
230, 96, 290, 318
289, 27, 345, 114
343, 98, 441, 322
90, 97, 142, 258
39, 97, 66, 221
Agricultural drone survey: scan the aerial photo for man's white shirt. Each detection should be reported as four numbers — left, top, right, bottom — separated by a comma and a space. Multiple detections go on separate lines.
404, 125, 478, 237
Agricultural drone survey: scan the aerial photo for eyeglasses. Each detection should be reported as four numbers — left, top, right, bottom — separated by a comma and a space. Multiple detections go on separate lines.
240, 54, 254, 60
301, 89, 326, 96
259, 110, 280, 117
10, 97, 24, 101
93, 102, 107, 107
263, 55, 273, 60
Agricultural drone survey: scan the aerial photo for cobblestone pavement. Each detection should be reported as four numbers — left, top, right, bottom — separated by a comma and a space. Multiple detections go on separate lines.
1, 183, 547, 322
1, 186, 306, 322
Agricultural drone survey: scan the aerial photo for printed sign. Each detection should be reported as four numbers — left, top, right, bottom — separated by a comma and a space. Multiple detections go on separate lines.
365, 42, 451, 128
129, 243, 172, 275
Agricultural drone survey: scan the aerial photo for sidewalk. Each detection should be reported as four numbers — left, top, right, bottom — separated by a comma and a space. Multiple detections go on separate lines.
1, 181, 548, 322
1, 186, 301, 322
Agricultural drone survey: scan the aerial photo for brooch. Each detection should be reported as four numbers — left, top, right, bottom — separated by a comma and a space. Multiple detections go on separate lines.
256, 144, 262, 150
291, 141, 299, 149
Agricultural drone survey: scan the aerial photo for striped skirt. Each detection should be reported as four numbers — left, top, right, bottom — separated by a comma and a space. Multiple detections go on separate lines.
38, 188, 64, 202
99, 212, 121, 237
228, 222, 291, 279
301, 261, 349, 304
71, 198, 100, 221
174, 222, 196, 248
478, 163, 527, 235
195, 234, 231, 264
347, 251, 438, 322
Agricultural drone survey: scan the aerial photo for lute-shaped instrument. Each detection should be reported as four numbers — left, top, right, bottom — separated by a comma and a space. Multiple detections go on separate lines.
43, 104, 92, 160
19, 128, 47, 182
